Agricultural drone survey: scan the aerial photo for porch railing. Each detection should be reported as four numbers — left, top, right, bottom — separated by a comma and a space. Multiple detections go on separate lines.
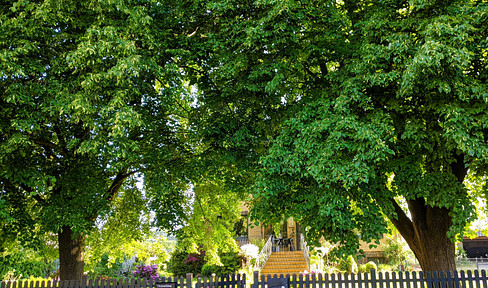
257, 235, 273, 270
300, 233, 310, 271
235, 236, 249, 247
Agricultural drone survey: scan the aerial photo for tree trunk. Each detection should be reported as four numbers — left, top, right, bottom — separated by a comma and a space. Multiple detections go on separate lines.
58, 226, 85, 280
390, 197, 456, 272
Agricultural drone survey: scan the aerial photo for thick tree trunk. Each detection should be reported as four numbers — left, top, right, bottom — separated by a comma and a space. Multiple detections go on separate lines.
58, 226, 85, 280
390, 197, 456, 272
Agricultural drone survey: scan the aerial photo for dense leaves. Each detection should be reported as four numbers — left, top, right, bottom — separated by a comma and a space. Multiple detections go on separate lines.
176, 0, 488, 272
2, 0, 487, 277
0, 0, 189, 280
255, 0, 487, 271
0, 238, 57, 280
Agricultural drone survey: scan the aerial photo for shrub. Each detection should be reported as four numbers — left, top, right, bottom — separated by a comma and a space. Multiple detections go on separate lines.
359, 261, 377, 273
185, 250, 206, 275
341, 255, 358, 274
218, 252, 242, 275
167, 249, 241, 277
167, 249, 206, 277
167, 250, 194, 277
250, 238, 267, 251
377, 263, 393, 272
198, 251, 242, 276
132, 264, 158, 280
364, 261, 377, 272
0, 244, 57, 280
383, 236, 414, 271
87, 253, 124, 279
201, 263, 220, 276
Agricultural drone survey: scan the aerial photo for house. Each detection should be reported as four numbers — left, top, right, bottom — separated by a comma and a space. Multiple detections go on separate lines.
237, 203, 389, 263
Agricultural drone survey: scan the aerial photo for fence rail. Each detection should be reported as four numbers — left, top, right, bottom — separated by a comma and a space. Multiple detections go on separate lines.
456, 258, 488, 270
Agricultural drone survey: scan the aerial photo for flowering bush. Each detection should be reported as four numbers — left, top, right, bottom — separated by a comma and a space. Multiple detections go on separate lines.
240, 244, 259, 260
184, 250, 206, 264
240, 244, 259, 268
184, 250, 206, 275
132, 264, 159, 280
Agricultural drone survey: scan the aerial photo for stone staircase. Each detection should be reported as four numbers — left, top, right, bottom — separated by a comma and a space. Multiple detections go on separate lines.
260, 251, 308, 277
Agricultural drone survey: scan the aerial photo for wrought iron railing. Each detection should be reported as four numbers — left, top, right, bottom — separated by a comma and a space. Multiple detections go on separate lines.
235, 236, 249, 247
300, 233, 310, 270
256, 235, 273, 270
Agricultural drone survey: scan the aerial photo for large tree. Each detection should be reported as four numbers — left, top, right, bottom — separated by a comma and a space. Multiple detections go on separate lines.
0, 0, 188, 280
254, 0, 488, 272
175, 0, 488, 272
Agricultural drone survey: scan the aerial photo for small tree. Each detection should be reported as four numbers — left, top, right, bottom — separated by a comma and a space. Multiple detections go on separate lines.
384, 236, 415, 271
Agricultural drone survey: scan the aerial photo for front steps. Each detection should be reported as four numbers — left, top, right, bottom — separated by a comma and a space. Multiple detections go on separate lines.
260, 251, 308, 277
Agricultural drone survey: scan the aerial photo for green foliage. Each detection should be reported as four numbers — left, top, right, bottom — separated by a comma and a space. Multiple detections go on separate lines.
85, 227, 173, 276
456, 243, 467, 259
383, 236, 415, 271
359, 262, 377, 273
341, 255, 358, 274
0, 239, 57, 280
201, 263, 220, 277
167, 249, 206, 277
217, 252, 242, 275
175, 0, 488, 271
169, 181, 242, 264
365, 261, 377, 272
250, 238, 267, 252
377, 264, 394, 273
167, 248, 241, 277
167, 249, 191, 277
86, 254, 124, 279
0, 0, 190, 279
2, 0, 487, 277
200, 252, 241, 276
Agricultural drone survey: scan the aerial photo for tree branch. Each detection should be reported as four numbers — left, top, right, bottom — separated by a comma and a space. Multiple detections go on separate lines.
106, 170, 134, 203
20, 183, 47, 206
450, 151, 468, 183
53, 125, 70, 156
389, 198, 414, 242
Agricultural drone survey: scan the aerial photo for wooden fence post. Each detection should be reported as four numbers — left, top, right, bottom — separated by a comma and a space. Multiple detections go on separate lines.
186, 274, 193, 288
253, 271, 259, 288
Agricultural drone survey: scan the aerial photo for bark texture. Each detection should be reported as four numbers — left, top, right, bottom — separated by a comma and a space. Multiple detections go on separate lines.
391, 197, 456, 272
58, 226, 85, 280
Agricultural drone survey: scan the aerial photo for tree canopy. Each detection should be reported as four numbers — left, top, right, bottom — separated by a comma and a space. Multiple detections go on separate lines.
174, 0, 488, 272
2, 0, 487, 278
0, 0, 189, 280
252, 0, 488, 272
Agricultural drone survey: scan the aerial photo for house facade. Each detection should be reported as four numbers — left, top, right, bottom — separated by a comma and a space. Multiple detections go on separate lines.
238, 203, 389, 262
